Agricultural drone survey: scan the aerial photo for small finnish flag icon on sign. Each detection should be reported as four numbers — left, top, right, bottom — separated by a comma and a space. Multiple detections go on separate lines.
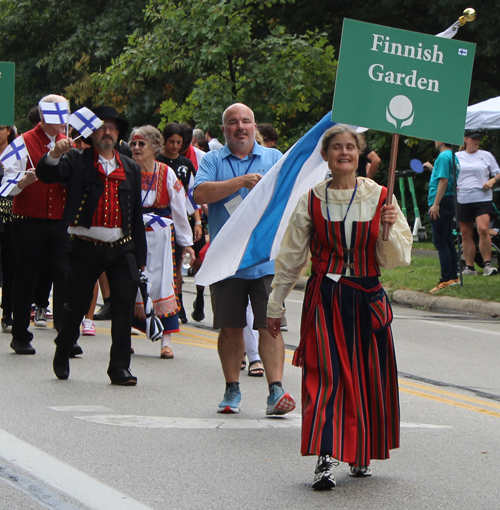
458, 48, 468, 56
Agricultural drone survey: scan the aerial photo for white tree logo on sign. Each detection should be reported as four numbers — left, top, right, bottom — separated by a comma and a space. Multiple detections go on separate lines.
386, 95, 414, 128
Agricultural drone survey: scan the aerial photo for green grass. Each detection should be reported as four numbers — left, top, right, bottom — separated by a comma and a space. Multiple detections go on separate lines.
411, 242, 435, 251
380, 254, 500, 302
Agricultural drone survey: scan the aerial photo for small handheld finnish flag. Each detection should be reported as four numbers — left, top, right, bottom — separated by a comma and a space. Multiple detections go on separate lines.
0, 137, 28, 168
185, 174, 200, 216
69, 107, 103, 138
0, 173, 22, 197
39, 101, 70, 125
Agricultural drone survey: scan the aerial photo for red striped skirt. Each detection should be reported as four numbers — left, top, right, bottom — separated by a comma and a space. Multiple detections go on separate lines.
300, 275, 400, 465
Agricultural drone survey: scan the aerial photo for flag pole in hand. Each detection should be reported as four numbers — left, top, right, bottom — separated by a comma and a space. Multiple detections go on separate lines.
382, 133, 399, 241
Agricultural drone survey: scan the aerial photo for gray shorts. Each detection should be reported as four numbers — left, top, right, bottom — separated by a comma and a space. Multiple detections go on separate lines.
210, 275, 273, 329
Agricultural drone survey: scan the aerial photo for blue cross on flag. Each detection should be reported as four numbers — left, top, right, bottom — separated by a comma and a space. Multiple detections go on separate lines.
69, 107, 104, 138
0, 137, 28, 168
39, 101, 70, 125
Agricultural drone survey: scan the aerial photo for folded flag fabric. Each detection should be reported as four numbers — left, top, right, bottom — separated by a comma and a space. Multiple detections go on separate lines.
0, 136, 28, 168
69, 107, 103, 138
0, 172, 22, 197
39, 101, 70, 125
143, 213, 173, 231
195, 112, 335, 287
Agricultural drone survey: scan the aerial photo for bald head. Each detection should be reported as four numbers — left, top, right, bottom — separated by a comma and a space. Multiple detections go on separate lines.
221, 103, 256, 157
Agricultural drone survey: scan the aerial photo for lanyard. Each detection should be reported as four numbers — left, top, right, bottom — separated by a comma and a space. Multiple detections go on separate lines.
326, 179, 358, 222
227, 155, 256, 179
141, 162, 157, 206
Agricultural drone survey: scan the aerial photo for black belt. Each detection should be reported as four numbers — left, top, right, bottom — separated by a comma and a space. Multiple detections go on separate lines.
71, 234, 132, 247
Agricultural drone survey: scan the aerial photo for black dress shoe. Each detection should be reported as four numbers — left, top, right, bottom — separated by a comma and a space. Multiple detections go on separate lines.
191, 298, 205, 322
108, 367, 137, 386
93, 302, 111, 321
69, 343, 83, 358
10, 339, 36, 355
53, 348, 70, 380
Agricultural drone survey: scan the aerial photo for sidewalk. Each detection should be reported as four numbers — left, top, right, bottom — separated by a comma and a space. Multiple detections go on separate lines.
293, 277, 500, 316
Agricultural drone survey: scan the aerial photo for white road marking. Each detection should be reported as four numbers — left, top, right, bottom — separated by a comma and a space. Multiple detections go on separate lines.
75, 414, 449, 430
49, 405, 115, 413
396, 317, 500, 337
0, 429, 153, 510
401, 422, 451, 429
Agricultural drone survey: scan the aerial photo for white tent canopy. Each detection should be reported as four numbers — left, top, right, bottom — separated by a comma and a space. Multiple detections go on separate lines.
465, 96, 500, 130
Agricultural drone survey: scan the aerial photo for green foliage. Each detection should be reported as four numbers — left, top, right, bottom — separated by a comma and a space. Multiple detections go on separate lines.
90, 0, 337, 149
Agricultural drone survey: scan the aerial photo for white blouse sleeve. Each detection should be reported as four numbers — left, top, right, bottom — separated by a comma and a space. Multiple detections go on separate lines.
267, 192, 313, 318
167, 167, 193, 247
375, 196, 413, 269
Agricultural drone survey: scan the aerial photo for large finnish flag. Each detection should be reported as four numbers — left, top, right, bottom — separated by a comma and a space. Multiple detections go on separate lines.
69, 107, 103, 138
195, 112, 335, 287
39, 101, 70, 125
0, 137, 28, 168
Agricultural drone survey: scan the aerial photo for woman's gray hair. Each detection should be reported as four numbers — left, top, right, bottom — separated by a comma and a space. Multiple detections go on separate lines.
129, 125, 164, 155
321, 125, 366, 154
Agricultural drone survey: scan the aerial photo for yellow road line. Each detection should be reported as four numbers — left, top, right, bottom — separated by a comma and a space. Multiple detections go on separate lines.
399, 386, 500, 418
399, 379, 500, 411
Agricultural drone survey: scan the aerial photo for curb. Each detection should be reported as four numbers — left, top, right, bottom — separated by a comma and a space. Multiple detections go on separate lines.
293, 277, 500, 316
392, 289, 500, 316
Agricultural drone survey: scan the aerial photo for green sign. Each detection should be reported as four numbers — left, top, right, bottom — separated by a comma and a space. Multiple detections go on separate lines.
332, 19, 475, 145
0, 62, 15, 126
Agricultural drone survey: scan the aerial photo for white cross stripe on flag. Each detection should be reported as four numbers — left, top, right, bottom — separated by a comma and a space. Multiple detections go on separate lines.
69, 107, 104, 138
39, 101, 70, 125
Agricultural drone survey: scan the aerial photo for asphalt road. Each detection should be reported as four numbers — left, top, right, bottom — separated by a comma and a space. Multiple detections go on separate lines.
1, 277, 499, 509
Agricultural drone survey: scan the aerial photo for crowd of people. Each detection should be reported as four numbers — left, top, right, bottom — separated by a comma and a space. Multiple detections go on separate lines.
1, 96, 416, 489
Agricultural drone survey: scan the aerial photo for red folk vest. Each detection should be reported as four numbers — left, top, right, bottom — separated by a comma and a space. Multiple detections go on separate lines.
308, 185, 387, 278
13, 124, 67, 219
141, 162, 174, 210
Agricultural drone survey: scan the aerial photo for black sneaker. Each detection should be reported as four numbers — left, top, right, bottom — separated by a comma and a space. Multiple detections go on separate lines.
94, 302, 111, 320
1, 317, 13, 333
312, 455, 338, 490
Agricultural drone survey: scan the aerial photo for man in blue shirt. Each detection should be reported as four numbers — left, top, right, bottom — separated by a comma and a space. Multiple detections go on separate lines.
424, 141, 460, 294
194, 103, 296, 415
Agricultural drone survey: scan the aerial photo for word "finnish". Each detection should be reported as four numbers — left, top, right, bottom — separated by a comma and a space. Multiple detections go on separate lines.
371, 34, 444, 65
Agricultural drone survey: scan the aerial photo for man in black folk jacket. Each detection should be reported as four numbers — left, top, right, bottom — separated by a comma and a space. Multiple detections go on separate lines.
36, 106, 146, 385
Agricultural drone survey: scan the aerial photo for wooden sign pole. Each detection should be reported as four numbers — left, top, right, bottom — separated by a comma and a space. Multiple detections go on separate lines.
382, 133, 400, 241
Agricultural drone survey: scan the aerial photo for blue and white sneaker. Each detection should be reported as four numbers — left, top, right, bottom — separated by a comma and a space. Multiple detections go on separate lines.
217, 385, 241, 414
266, 385, 296, 415
349, 465, 372, 477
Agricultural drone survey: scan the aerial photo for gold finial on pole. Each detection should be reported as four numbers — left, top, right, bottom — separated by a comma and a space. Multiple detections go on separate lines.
459, 8, 476, 26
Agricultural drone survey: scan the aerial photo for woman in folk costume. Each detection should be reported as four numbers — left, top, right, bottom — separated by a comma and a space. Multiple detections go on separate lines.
129, 126, 194, 359
266, 125, 412, 489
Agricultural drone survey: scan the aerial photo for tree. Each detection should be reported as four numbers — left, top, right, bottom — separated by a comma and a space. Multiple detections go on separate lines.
87, 0, 338, 148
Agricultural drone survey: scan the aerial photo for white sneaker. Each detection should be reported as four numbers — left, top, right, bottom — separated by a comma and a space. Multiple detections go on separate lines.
34, 307, 47, 328
462, 267, 477, 276
349, 465, 372, 477
312, 455, 338, 490
82, 319, 96, 336
483, 265, 498, 276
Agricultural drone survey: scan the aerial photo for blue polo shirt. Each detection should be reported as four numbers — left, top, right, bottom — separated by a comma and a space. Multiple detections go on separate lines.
194, 141, 282, 279
428, 149, 460, 207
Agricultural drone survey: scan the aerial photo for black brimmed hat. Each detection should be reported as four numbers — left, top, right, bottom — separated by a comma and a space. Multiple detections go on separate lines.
464, 129, 482, 139
91, 105, 129, 140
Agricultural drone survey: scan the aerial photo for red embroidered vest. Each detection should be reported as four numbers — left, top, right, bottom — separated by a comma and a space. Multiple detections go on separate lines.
142, 161, 172, 210
88, 151, 126, 228
308, 185, 387, 278
13, 124, 67, 219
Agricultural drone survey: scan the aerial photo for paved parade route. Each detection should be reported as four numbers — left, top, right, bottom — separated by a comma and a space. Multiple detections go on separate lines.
1, 279, 499, 509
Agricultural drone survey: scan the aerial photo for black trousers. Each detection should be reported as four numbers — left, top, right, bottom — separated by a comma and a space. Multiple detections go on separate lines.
12, 218, 70, 343
0, 221, 15, 319
55, 237, 140, 371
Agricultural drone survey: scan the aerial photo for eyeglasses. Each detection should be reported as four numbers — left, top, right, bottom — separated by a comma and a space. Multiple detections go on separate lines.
97, 123, 118, 132
0, 126, 7, 131
129, 140, 147, 148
